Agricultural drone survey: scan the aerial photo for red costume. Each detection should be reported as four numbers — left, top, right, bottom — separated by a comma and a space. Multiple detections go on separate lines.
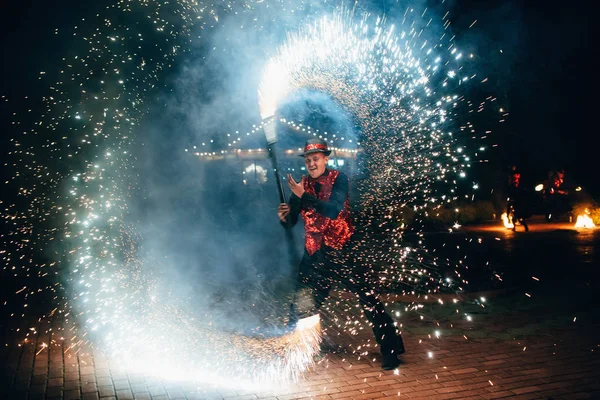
301, 169, 354, 255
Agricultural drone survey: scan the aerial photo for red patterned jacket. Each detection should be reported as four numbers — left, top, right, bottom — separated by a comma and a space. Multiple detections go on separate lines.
287, 169, 354, 255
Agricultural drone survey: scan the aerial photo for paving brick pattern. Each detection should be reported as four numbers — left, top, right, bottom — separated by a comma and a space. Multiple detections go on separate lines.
2, 308, 599, 400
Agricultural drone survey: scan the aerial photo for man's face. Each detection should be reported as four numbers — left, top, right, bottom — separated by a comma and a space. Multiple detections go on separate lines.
305, 152, 328, 178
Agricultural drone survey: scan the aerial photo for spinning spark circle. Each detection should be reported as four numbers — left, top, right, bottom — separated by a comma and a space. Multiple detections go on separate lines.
2, 0, 501, 390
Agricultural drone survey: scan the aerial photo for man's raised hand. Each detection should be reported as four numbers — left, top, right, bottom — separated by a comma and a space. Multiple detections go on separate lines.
286, 174, 305, 198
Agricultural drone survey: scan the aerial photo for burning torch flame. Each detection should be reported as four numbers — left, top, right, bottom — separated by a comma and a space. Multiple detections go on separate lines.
296, 314, 320, 330
258, 60, 292, 120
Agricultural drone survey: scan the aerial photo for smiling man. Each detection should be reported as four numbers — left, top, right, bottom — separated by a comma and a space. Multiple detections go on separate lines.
277, 138, 405, 370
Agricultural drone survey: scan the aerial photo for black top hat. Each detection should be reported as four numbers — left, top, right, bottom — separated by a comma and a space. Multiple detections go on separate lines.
299, 138, 332, 156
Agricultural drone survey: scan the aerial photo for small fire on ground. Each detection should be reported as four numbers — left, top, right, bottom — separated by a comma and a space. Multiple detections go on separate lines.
574, 214, 596, 229
501, 212, 514, 229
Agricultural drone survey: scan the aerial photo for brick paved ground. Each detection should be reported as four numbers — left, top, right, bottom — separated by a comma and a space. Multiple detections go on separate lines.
2, 288, 599, 400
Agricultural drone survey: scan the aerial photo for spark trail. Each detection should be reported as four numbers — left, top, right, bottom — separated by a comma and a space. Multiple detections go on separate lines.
2, 0, 503, 388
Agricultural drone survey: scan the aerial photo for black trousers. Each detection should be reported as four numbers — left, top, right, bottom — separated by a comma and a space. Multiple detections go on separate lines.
294, 246, 404, 355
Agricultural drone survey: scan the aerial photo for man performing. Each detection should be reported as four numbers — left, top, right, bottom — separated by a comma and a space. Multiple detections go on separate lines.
277, 138, 405, 370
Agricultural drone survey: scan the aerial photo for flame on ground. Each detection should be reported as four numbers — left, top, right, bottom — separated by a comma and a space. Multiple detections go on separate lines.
574, 214, 596, 229
501, 212, 514, 229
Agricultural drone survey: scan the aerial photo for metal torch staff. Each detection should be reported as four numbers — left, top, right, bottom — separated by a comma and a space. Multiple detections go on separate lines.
263, 118, 302, 322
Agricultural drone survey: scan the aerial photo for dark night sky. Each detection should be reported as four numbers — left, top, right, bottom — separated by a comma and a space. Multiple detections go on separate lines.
1, 0, 598, 196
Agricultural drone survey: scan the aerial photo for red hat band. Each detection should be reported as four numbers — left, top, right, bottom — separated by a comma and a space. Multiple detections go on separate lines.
305, 143, 328, 152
